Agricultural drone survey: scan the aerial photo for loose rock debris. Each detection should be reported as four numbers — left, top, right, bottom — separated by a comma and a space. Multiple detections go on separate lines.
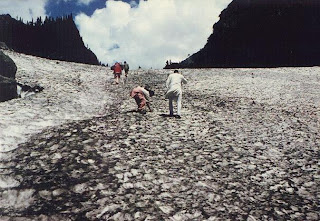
0, 65, 319, 220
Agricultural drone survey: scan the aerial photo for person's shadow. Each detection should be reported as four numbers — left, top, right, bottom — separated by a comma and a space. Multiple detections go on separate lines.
124, 109, 139, 113
159, 114, 181, 118
124, 109, 148, 114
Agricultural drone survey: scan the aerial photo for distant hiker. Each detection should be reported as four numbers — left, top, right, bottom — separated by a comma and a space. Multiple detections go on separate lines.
165, 70, 187, 118
130, 85, 154, 114
123, 61, 129, 78
111, 62, 122, 84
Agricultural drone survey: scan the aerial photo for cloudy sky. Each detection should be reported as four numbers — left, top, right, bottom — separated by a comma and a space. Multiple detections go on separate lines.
0, 0, 232, 69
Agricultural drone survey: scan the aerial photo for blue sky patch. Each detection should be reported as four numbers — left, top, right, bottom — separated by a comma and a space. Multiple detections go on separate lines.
45, 0, 139, 18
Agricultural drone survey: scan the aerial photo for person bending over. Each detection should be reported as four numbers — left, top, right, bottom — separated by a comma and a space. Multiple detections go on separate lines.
130, 85, 154, 114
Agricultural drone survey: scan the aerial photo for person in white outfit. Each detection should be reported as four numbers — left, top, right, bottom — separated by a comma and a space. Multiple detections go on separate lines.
165, 70, 187, 117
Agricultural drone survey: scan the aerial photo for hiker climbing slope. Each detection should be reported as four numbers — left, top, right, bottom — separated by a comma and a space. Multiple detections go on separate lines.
130, 85, 154, 114
165, 70, 187, 118
111, 62, 122, 84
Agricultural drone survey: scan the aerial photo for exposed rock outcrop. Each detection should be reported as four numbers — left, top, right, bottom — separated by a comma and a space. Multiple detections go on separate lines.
0, 41, 10, 50
0, 50, 17, 101
0, 14, 99, 65
177, 0, 320, 68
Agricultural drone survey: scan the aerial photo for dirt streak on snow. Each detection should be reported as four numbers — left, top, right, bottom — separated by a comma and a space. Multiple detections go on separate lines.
0, 50, 113, 152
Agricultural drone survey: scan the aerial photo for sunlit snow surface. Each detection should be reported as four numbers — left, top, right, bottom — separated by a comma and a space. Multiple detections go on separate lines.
0, 50, 113, 152
0, 50, 319, 220
1, 50, 320, 154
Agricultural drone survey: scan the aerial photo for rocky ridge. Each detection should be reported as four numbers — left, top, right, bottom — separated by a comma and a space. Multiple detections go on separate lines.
0, 65, 319, 220
175, 0, 320, 68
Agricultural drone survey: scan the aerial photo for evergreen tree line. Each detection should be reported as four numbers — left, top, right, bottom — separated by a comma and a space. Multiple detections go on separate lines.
0, 14, 99, 65
17, 14, 73, 27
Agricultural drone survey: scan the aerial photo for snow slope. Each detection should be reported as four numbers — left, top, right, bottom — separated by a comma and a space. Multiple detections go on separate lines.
0, 50, 319, 220
0, 50, 113, 152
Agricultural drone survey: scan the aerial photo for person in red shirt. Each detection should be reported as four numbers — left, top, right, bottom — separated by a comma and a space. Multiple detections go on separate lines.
112, 62, 122, 84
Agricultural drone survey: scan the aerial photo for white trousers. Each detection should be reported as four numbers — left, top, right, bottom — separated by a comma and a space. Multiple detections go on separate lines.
169, 94, 182, 116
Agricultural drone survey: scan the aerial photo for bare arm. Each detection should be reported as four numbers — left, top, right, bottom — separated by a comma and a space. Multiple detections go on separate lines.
141, 88, 150, 100
181, 75, 187, 84
146, 102, 152, 112
166, 75, 172, 88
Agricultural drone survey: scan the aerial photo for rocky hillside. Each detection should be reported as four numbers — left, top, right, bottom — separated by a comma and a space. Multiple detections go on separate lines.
0, 14, 99, 65
174, 0, 320, 68
0, 51, 319, 220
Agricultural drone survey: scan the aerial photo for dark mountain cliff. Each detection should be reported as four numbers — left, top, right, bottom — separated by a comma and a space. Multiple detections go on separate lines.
173, 0, 320, 68
0, 14, 99, 65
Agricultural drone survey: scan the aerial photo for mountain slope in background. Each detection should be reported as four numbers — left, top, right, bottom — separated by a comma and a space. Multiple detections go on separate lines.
173, 0, 320, 68
0, 14, 99, 65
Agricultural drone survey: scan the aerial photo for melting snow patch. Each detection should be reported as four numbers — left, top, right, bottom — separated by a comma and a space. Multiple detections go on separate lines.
0, 175, 20, 188
0, 189, 35, 210
0, 51, 112, 152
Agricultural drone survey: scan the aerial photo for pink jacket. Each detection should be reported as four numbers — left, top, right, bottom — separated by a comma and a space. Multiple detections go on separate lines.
130, 86, 150, 100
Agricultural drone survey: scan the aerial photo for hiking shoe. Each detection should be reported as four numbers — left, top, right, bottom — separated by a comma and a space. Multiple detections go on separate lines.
139, 109, 147, 114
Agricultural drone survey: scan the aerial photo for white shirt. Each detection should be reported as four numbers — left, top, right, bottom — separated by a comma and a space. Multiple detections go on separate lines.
165, 73, 187, 98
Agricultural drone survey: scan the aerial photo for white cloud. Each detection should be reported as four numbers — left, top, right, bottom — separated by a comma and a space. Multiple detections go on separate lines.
60, 0, 97, 5
75, 0, 232, 69
0, 0, 232, 69
58, 0, 95, 5
77, 0, 96, 5
0, 0, 48, 22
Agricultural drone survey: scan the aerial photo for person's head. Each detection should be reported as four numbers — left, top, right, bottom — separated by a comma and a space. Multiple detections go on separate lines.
124, 61, 127, 64
149, 90, 155, 97
144, 84, 150, 90
174, 70, 179, 73
144, 84, 155, 97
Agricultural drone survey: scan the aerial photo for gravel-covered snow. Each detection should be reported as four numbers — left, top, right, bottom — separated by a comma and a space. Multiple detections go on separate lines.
0, 50, 319, 220
0, 50, 113, 152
